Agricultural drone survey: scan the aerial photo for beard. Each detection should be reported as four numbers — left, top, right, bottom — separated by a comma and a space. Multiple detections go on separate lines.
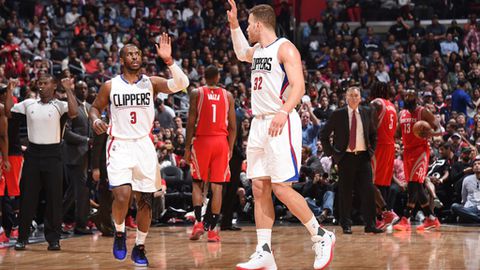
404, 99, 416, 111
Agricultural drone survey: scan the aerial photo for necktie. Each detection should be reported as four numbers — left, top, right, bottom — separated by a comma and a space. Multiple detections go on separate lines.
349, 110, 357, 151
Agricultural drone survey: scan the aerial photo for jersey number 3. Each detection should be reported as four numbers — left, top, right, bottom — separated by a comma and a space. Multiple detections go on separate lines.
253, 76, 263, 90
130, 111, 137, 124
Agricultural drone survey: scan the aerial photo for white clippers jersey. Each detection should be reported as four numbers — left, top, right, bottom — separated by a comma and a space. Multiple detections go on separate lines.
108, 74, 155, 139
251, 38, 291, 115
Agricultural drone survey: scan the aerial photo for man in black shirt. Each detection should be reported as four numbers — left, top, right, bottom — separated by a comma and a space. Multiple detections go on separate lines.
388, 16, 410, 42
313, 96, 333, 130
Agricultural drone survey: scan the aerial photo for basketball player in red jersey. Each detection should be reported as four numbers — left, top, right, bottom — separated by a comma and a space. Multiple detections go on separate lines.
184, 66, 237, 242
89, 33, 189, 266
394, 89, 442, 231
370, 82, 399, 229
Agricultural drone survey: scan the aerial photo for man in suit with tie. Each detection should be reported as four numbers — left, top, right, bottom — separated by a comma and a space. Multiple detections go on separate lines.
62, 80, 93, 235
320, 86, 383, 234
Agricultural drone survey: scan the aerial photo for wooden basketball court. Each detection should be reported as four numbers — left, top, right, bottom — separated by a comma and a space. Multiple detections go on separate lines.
1, 225, 479, 269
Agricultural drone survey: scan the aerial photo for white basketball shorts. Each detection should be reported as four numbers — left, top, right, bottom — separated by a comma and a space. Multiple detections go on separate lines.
246, 110, 302, 183
106, 135, 158, 192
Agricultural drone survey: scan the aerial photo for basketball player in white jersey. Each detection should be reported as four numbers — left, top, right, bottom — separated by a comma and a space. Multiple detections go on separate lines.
227, 2, 335, 269
89, 33, 189, 267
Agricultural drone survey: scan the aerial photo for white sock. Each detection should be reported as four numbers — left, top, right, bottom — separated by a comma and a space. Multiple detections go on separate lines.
135, 229, 148, 245
0, 226, 3, 234
256, 229, 272, 248
429, 215, 436, 221
114, 222, 125, 233
304, 215, 323, 237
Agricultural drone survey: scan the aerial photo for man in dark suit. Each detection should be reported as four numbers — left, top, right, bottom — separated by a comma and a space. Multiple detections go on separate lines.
62, 80, 92, 235
320, 86, 382, 234
90, 120, 114, 236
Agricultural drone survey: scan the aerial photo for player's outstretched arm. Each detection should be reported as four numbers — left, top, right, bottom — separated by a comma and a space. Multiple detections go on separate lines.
184, 89, 199, 165
227, 0, 254, 63
89, 80, 111, 135
151, 33, 189, 94
61, 77, 79, 119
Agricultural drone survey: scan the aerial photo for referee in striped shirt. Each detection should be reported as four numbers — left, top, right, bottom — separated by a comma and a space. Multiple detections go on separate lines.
5, 74, 78, 251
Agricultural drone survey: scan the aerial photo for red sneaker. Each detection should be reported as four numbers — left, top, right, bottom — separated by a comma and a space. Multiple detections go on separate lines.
189, 222, 204, 241
382, 211, 400, 227
0, 233, 9, 243
207, 230, 220, 242
10, 228, 18, 239
393, 217, 411, 231
125, 216, 137, 229
376, 219, 386, 230
417, 217, 441, 231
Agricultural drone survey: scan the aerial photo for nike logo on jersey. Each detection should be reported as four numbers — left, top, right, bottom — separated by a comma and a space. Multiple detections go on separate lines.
112, 93, 151, 107
252, 57, 272, 71
207, 93, 220, 101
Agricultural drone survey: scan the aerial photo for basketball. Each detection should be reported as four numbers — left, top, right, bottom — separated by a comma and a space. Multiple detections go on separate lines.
413, 120, 432, 139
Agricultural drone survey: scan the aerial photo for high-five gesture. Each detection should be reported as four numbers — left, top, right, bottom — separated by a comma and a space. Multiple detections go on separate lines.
155, 32, 173, 65
61, 77, 75, 92
227, 0, 239, 28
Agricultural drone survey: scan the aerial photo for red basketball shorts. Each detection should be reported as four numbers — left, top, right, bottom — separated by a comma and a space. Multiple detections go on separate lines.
0, 155, 24, 196
190, 136, 230, 183
403, 146, 430, 184
372, 144, 395, 187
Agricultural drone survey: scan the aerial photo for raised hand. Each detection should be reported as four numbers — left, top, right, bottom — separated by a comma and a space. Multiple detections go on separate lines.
155, 32, 173, 64
61, 77, 75, 92
7, 78, 19, 91
227, 0, 239, 28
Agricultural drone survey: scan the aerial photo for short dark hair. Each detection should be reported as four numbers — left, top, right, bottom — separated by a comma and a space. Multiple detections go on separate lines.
370, 81, 389, 99
120, 44, 141, 59
250, 4, 276, 30
38, 73, 57, 84
204, 65, 219, 81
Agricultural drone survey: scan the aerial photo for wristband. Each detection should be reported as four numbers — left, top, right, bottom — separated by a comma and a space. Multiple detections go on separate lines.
279, 110, 289, 115
164, 57, 174, 66
93, 119, 102, 127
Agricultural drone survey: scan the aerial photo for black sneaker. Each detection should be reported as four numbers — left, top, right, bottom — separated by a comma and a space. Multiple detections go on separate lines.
48, 241, 61, 251
14, 240, 27, 250
113, 232, 127, 260
131, 244, 149, 266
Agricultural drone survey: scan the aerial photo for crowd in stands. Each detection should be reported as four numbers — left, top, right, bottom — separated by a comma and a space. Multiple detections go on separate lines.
0, 0, 479, 240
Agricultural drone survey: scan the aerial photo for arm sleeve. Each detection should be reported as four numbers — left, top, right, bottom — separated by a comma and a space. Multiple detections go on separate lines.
166, 63, 189, 93
231, 27, 251, 62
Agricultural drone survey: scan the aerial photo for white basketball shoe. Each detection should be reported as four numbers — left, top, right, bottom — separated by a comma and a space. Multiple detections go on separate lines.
236, 243, 277, 270
312, 228, 335, 270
